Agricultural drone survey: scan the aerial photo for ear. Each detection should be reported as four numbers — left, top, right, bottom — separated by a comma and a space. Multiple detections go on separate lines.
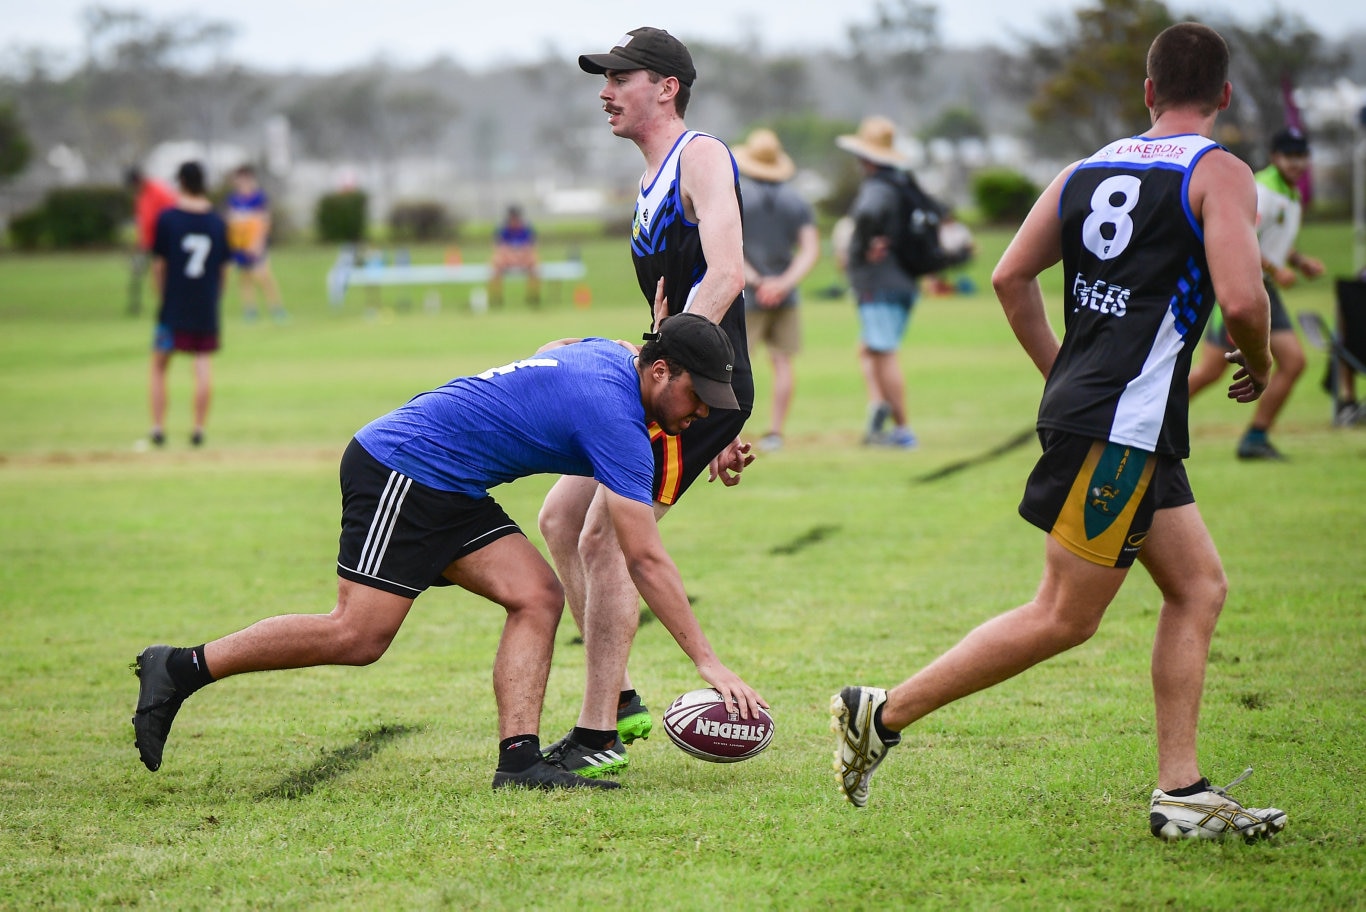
1143, 78, 1156, 113
1217, 80, 1232, 112
658, 75, 679, 105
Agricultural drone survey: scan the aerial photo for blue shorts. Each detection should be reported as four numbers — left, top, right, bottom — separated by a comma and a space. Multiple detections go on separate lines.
858, 294, 917, 353
233, 250, 266, 269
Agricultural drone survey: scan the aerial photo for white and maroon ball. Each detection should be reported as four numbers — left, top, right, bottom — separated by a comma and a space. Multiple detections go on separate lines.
662, 688, 775, 763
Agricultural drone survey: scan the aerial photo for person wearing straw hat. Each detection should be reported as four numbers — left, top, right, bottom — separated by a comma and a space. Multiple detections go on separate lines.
734, 128, 820, 453
837, 115, 923, 449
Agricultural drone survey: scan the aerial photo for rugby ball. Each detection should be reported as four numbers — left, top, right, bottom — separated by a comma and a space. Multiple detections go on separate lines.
662, 688, 775, 763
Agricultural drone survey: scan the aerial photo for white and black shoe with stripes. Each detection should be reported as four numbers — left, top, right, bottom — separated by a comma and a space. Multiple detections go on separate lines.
542, 733, 628, 778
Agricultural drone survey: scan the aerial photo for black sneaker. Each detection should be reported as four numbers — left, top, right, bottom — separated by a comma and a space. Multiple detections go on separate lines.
1236, 437, 1286, 461
130, 645, 186, 772
190, 430, 204, 447
492, 759, 622, 791
150, 430, 165, 448
542, 734, 628, 778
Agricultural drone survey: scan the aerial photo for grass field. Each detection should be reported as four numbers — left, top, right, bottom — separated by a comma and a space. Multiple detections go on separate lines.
1, 225, 1364, 909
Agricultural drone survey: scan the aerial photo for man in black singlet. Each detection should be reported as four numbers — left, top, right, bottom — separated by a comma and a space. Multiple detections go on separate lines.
537, 27, 758, 777
831, 23, 1287, 842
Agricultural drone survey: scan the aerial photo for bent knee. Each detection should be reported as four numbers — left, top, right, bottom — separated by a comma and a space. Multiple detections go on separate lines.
503, 577, 565, 621
336, 626, 397, 666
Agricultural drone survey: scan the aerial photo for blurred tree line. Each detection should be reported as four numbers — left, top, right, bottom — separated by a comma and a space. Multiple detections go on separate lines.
0, 0, 1360, 244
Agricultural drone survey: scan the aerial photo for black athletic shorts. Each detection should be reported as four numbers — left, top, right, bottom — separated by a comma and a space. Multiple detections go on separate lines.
336, 438, 522, 597
650, 403, 751, 506
1018, 430, 1194, 568
1204, 276, 1293, 348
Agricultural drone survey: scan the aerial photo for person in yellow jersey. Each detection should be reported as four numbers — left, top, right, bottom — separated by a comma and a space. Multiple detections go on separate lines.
225, 164, 288, 322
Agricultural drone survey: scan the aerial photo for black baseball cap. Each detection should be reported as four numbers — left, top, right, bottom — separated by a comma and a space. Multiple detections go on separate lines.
650, 313, 739, 410
579, 27, 696, 87
1270, 126, 1310, 156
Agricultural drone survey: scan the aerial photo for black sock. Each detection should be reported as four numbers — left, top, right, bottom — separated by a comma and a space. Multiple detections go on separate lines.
572, 726, 619, 750
1165, 778, 1211, 797
166, 645, 214, 695
618, 689, 637, 708
872, 705, 899, 744
497, 734, 541, 773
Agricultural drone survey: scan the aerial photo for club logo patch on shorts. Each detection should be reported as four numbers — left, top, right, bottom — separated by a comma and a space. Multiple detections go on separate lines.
1084, 444, 1149, 540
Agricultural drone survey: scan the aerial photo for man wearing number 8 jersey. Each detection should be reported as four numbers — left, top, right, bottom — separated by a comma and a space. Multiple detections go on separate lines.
149, 161, 231, 448
831, 23, 1287, 841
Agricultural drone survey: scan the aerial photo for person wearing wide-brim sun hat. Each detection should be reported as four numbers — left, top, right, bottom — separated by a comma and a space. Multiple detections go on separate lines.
837, 115, 922, 450
733, 128, 819, 454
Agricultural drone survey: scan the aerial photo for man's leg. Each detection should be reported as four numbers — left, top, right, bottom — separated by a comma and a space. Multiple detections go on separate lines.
1138, 503, 1286, 839
191, 352, 212, 442
1248, 328, 1306, 434
238, 268, 261, 319
868, 350, 908, 430
1136, 503, 1226, 791
204, 577, 416, 676
881, 537, 1127, 729
538, 475, 599, 647
769, 348, 794, 438
832, 537, 1126, 807
575, 487, 669, 732
1186, 341, 1229, 399
149, 350, 171, 442
441, 535, 565, 739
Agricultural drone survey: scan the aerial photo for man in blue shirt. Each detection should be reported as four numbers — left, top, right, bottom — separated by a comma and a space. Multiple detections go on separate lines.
132, 314, 767, 791
490, 205, 540, 307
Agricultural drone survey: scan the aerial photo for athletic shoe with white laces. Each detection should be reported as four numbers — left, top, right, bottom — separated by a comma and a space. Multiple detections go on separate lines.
830, 685, 901, 808
543, 734, 629, 778
1149, 768, 1287, 841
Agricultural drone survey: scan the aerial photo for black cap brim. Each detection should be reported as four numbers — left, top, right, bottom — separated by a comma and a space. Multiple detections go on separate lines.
579, 52, 640, 75
690, 373, 740, 411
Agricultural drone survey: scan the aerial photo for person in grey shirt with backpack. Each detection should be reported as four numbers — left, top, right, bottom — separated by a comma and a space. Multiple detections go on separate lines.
838, 116, 967, 449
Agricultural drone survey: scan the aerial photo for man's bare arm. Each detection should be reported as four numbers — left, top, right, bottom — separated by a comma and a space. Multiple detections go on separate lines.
991, 164, 1075, 379
678, 137, 745, 324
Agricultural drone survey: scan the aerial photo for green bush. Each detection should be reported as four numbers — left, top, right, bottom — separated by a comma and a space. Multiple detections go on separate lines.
7, 206, 48, 250
38, 185, 130, 247
972, 168, 1040, 225
388, 200, 456, 242
315, 190, 368, 242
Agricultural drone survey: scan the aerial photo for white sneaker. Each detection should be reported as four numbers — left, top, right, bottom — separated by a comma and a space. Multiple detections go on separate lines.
1149, 768, 1287, 841
830, 686, 900, 808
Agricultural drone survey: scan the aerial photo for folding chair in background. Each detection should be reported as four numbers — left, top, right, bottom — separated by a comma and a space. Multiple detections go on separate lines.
1297, 277, 1366, 425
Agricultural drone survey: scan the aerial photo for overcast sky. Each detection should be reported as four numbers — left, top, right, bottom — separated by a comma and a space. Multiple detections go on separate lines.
3, 0, 1363, 74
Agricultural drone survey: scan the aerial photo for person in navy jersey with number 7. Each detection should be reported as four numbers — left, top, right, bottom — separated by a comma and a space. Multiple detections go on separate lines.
130, 313, 766, 792
148, 160, 230, 449
831, 23, 1287, 842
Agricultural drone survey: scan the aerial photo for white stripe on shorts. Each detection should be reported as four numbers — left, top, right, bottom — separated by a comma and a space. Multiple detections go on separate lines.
359, 470, 412, 577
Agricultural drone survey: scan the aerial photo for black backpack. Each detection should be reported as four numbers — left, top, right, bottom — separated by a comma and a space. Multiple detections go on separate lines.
869, 169, 970, 278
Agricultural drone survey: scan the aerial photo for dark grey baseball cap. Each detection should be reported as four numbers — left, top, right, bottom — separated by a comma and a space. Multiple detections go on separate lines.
652, 313, 738, 410
579, 27, 696, 88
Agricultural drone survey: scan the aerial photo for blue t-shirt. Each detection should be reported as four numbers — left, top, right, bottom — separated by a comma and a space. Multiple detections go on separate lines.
495, 222, 535, 246
354, 339, 654, 503
152, 207, 231, 333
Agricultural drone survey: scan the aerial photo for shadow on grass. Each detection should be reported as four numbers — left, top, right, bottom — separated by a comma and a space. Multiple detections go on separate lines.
769, 524, 842, 556
257, 723, 421, 800
915, 428, 1035, 483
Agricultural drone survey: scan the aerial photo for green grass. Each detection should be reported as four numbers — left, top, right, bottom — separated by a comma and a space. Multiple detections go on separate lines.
1, 226, 1364, 909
